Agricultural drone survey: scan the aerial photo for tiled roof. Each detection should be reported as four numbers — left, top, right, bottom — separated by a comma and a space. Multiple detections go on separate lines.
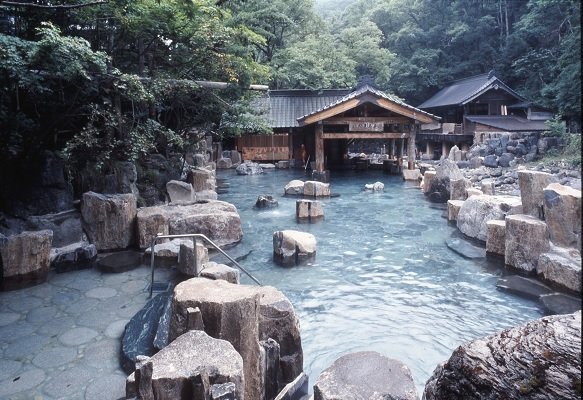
418, 73, 527, 109
257, 85, 439, 128
258, 89, 351, 128
297, 84, 439, 123
465, 115, 548, 131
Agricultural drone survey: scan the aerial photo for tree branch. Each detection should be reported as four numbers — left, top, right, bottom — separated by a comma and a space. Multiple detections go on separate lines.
0, 0, 108, 10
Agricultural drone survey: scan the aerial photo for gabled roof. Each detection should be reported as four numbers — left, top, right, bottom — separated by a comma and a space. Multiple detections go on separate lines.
256, 89, 352, 128
465, 115, 547, 131
297, 84, 440, 125
418, 72, 528, 109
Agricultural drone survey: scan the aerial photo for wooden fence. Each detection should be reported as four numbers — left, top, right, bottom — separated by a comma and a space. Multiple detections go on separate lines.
237, 134, 289, 161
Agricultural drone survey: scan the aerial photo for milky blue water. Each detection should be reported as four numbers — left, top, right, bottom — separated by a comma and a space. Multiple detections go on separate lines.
216, 168, 543, 393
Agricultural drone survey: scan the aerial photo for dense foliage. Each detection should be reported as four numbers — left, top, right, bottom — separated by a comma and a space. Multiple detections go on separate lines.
0, 0, 580, 181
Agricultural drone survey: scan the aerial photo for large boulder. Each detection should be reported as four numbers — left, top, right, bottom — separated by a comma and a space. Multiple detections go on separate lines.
427, 159, 465, 203
518, 170, 557, 219
236, 162, 263, 175
136, 201, 242, 249
166, 180, 195, 204
217, 158, 233, 169
0, 230, 53, 289
456, 195, 522, 242
255, 195, 279, 209
284, 180, 304, 196
423, 311, 582, 400
170, 279, 303, 400
505, 214, 550, 273
81, 192, 137, 251
128, 330, 244, 400
273, 230, 316, 266
543, 183, 581, 248
538, 246, 582, 293
25, 209, 83, 247
50, 240, 97, 272
314, 351, 418, 400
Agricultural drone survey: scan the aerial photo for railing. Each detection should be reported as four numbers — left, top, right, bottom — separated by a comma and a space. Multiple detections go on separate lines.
149, 233, 261, 298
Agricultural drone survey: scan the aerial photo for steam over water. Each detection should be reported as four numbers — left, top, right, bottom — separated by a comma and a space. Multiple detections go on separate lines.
217, 168, 543, 393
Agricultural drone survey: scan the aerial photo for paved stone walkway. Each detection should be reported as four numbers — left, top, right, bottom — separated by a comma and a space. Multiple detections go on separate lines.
0, 263, 176, 399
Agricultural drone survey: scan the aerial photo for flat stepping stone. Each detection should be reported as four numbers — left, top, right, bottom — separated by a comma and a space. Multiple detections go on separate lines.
59, 326, 98, 346
539, 293, 582, 315
446, 238, 486, 259
496, 275, 553, 300
97, 251, 142, 273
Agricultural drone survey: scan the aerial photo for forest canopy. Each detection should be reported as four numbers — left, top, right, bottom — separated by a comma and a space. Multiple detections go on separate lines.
0, 0, 580, 177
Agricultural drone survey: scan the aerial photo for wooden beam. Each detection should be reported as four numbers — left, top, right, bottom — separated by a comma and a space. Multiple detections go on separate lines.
315, 124, 324, 172
322, 116, 410, 125
374, 98, 436, 124
408, 124, 417, 170
321, 132, 409, 140
301, 99, 361, 126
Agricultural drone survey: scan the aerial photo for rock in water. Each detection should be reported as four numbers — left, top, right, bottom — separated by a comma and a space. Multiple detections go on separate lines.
423, 311, 582, 400
427, 159, 464, 203
314, 351, 418, 400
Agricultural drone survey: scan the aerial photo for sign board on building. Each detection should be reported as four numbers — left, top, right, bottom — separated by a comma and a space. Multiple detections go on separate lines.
349, 121, 384, 132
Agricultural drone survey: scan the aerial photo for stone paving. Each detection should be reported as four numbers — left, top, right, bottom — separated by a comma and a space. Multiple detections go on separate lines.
0, 263, 177, 399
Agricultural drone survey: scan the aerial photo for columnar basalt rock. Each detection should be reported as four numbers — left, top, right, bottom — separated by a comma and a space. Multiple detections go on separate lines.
136, 201, 242, 249
447, 200, 464, 222
538, 246, 582, 293
217, 158, 233, 169
273, 230, 316, 266
402, 169, 422, 181
456, 195, 522, 241
296, 200, 324, 221
486, 220, 506, 256
505, 214, 550, 273
178, 240, 209, 276
303, 181, 330, 197
421, 170, 436, 194
518, 170, 557, 219
170, 279, 261, 400
314, 351, 418, 400
480, 178, 496, 195
423, 311, 582, 400
189, 168, 215, 192
466, 187, 483, 197
542, 183, 582, 248
128, 330, 244, 400
169, 279, 304, 400
81, 192, 137, 251
0, 230, 53, 288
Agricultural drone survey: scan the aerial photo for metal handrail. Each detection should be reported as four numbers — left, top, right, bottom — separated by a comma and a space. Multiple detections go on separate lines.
149, 233, 261, 297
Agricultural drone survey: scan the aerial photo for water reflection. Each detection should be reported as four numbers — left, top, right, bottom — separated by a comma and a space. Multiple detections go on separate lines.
216, 168, 543, 393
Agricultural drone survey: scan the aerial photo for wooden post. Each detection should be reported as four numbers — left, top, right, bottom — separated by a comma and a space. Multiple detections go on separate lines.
442, 141, 448, 159
288, 130, 294, 162
399, 138, 404, 158
408, 124, 417, 170
315, 123, 324, 172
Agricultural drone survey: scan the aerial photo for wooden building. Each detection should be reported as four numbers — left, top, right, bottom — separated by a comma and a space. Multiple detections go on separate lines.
418, 71, 552, 157
243, 84, 440, 175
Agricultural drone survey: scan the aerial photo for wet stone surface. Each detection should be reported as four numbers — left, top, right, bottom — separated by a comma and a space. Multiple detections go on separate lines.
0, 263, 176, 399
